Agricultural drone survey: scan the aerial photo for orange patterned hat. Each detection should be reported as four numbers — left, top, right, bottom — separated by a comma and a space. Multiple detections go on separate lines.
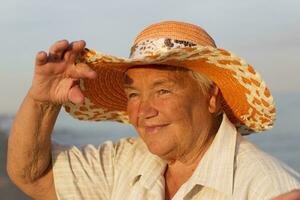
64, 21, 276, 135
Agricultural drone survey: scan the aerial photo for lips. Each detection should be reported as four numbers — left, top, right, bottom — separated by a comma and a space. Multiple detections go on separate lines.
144, 124, 169, 134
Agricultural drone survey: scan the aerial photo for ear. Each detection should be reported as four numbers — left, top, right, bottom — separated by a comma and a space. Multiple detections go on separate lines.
208, 84, 222, 114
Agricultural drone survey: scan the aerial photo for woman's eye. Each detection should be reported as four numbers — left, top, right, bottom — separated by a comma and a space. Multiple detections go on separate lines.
158, 89, 170, 95
128, 93, 138, 99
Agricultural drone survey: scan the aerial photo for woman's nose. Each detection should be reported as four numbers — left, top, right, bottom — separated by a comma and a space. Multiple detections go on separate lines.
137, 98, 158, 119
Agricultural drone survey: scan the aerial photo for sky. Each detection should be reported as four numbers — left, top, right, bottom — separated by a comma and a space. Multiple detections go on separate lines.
0, 0, 300, 114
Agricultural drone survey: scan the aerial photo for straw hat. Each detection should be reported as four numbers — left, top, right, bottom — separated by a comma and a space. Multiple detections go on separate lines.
64, 21, 276, 135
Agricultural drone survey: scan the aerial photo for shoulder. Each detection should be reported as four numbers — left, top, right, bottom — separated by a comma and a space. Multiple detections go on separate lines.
52, 137, 150, 172
114, 137, 148, 156
52, 137, 147, 164
234, 136, 300, 199
51, 137, 148, 199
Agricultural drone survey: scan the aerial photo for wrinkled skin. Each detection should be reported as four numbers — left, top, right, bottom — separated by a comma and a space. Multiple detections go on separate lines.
29, 40, 97, 105
124, 66, 220, 162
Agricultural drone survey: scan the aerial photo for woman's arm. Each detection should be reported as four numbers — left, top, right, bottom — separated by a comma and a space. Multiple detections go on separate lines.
6, 40, 96, 199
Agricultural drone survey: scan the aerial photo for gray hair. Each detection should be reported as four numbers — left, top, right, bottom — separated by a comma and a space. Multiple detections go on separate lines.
188, 70, 214, 95
189, 70, 224, 118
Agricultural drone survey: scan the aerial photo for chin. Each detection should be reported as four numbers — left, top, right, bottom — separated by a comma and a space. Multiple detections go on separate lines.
144, 140, 173, 159
137, 126, 175, 157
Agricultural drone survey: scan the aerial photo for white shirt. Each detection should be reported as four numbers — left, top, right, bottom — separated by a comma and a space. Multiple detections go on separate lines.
52, 114, 300, 199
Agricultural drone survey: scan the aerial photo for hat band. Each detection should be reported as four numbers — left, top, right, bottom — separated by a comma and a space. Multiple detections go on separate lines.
129, 38, 197, 59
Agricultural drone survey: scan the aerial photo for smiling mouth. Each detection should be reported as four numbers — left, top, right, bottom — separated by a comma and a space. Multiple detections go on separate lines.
144, 124, 169, 134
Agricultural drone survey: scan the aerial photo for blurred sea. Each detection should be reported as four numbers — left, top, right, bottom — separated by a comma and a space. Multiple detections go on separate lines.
0, 92, 299, 199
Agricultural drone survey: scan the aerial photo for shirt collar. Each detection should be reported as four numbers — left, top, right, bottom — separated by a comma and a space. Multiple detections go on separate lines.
132, 113, 237, 195
132, 138, 167, 189
190, 113, 237, 195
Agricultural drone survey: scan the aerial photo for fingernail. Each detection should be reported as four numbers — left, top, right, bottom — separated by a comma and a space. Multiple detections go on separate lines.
59, 39, 68, 43
90, 71, 97, 78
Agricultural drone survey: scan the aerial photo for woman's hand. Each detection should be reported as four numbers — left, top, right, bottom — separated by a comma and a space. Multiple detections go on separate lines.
272, 189, 300, 200
28, 40, 97, 105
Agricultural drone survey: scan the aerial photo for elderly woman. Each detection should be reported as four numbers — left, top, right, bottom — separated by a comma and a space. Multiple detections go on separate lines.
7, 21, 300, 199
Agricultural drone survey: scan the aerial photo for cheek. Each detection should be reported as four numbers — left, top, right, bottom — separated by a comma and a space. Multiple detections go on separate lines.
127, 101, 139, 126
161, 98, 192, 120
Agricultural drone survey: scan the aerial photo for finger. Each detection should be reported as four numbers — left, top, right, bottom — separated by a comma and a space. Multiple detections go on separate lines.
35, 51, 48, 66
68, 84, 84, 104
66, 63, 97, 79
64, 40, 86, 64
48, 40, 69, 61
272, 190, 300, 200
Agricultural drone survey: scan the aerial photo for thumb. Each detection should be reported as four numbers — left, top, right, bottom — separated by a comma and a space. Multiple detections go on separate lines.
68, 85, 85, 104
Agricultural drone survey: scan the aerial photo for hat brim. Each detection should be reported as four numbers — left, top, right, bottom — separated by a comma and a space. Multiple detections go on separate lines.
64, 45, 276, 135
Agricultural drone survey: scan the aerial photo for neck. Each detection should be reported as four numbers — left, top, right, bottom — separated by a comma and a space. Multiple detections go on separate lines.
164, 136, 214, 200
164, 114, 222, 199
166, 114, 222, 166
164, 131, 214, 184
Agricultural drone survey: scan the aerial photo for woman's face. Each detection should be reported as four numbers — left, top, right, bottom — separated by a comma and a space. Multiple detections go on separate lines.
124, 65, 219, 161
